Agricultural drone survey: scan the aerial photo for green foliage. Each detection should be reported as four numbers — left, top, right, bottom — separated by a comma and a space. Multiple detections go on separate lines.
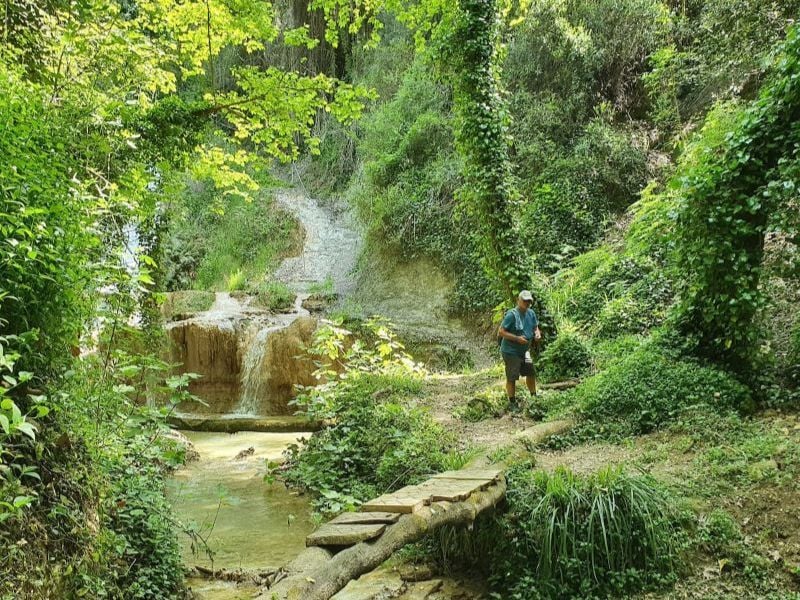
225, 269, 247, 292
0, 62, 96, 373
573, 346, 753, 435
0, 347, 191, 598
435, 0, 530, 302
537, 328, 592, 382
454, 387, 508, 422
644, 0, 800, 132
548, 246, 674, 339
282, 320, 458, 514
163, 180, 299, 292
249, 280, 296, 311
672, 26, 800, 374
492, 464, 682, 599
160, 291, 216, 319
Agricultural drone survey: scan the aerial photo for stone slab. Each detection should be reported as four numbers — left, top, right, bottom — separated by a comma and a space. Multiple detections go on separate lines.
360, 494, 426, 514
405, 478, 490, 502
401, 579, 443, 600
430, 468, 503, 481
361, 476, 493, 513
306, 523, 386, 547
330, 511, 402, 525
330, 568, 405, 600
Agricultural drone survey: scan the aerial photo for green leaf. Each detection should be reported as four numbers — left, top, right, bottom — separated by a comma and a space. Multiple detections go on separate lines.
16, 421, 37, 440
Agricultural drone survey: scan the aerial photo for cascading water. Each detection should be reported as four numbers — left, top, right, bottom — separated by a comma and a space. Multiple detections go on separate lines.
167, 189, 360, 418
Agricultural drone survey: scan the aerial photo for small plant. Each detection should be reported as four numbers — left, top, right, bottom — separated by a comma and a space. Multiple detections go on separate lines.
160, 290, 215, 319
308, 275, 337, 301
250, 280, 295, 311
280, 320, 455, 515
537, 326, 591, 382
454, 387, 507, 422
492, 464, 683, 598
225, 268, 247, 291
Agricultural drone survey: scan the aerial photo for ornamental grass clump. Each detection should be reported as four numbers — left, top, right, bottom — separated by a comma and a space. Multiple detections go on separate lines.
494, 464, 683, 598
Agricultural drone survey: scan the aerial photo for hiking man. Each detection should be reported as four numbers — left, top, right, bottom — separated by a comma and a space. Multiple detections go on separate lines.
498, 290, 541, 412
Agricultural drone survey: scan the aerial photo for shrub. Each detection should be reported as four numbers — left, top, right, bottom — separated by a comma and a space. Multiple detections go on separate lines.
491, 464, 683, 599
160, 291, 215, 319
249, 280, 295, 311
282, 373, 456, 514
574, 346, 753, 435
454, 387, 508, 422
225, 269, 246, 291
164, 182, 299, 292
548, 246, 674, 339
281, 320, 459, 514
537, 328, 591, 382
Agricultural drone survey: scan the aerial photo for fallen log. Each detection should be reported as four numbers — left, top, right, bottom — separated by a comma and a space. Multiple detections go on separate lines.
268, 479, 506, 600
539, 379, 580, 391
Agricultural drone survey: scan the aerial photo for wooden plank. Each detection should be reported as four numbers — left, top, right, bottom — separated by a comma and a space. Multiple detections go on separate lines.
306, 523, 386, 547
430, 468, 503, 481
329, 512, 401, 525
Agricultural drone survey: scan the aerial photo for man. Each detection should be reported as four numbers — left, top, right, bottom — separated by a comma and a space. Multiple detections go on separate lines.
498, 290, 541, 413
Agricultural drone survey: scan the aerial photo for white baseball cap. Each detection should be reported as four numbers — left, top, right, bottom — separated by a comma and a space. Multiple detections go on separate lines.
518, 290, 534, 302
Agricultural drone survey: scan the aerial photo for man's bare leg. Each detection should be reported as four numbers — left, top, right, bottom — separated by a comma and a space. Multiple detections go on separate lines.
506, 380, 516, 400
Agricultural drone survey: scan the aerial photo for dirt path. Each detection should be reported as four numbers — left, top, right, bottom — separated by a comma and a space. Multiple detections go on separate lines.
421, 371, 572, 451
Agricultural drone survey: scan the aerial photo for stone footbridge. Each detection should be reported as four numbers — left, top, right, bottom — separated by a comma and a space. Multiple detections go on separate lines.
267, 467, 507, 600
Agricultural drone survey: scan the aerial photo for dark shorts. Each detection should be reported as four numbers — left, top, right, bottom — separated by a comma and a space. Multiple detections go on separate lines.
502, 352, 534, 382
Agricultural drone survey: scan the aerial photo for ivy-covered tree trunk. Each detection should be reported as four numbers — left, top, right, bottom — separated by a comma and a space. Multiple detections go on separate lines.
440, 0, 530, 303
673, 26, 800, 377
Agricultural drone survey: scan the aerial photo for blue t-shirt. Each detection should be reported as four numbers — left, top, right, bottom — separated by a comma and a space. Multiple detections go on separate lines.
500, 307, 538, 358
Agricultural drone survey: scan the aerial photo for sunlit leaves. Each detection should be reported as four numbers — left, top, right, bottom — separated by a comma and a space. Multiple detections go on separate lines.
218, 66, 375, 162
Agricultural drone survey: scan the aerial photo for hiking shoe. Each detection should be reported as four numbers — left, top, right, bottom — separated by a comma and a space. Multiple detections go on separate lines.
507, 398, 521, 414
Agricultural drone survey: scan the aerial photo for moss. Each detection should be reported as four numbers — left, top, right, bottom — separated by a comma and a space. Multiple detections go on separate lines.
160, 290, 215, 319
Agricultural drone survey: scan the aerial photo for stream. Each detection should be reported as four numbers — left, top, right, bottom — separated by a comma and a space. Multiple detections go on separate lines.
166, 190, 360, 598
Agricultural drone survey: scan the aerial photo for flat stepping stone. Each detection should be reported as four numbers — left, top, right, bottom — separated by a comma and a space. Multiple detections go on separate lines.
362, 477, 495, 513
361, 493, 426, 514
430, 468, 503, 481
409, 477, 491, 502
306, 523, 386, 547
330, 511, 401, 525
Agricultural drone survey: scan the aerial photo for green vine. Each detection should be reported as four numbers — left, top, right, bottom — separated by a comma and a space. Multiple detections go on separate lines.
673, 25, 800, 376
435, 0, 530, 303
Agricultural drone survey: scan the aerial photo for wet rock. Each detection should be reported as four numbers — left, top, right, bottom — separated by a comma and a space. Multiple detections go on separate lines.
163, 429, 199, 462
330, 569, 405, 600
168, 320, 242, 414
400, 579, 443, 599
238, 316, 319, 415
398, 565, 435, 582
302, 293, 337, 313
234, 446, 255, 460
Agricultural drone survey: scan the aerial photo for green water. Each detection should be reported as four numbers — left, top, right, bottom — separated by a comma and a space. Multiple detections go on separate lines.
167, 431, 314, 573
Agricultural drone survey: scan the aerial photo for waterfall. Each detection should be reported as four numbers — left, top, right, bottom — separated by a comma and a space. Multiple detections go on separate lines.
166, 190, 361, 419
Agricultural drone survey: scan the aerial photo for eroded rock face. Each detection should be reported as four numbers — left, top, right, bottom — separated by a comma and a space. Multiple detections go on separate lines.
238, 316, 318, 415
168, 321, 243, 414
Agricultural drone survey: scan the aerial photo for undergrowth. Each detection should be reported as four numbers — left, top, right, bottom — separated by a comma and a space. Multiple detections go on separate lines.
163, 177, 299, 292
279, 320, 469, 515
420, 464, 685, 599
